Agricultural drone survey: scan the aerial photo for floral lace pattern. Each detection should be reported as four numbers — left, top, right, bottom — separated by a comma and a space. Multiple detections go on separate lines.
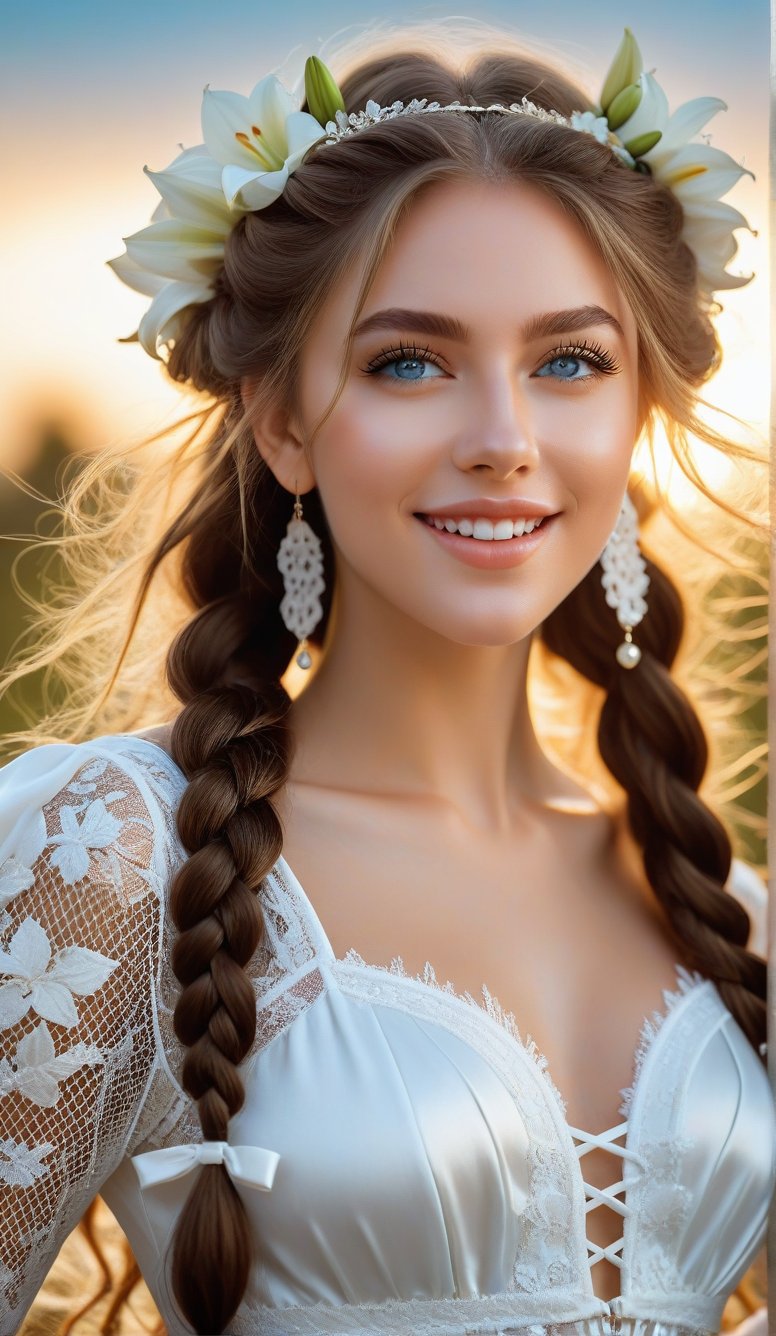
0, 740, 177, 1330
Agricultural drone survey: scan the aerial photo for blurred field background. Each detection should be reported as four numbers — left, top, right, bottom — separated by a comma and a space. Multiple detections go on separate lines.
1, 0, 770, 1330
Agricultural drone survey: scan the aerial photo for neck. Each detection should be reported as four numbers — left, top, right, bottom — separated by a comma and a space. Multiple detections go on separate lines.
286, 572, 601, 836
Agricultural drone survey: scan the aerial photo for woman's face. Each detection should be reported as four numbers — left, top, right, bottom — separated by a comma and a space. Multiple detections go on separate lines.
266, 175, 641, 651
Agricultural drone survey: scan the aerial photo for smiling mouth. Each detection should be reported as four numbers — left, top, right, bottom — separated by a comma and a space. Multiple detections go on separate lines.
414, 512, 556, 541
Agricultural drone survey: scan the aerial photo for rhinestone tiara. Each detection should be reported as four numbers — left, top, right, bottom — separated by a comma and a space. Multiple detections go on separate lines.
321, 96, 576, 144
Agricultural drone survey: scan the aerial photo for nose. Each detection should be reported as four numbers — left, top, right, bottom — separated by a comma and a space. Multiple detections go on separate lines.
451, 372, 541, 477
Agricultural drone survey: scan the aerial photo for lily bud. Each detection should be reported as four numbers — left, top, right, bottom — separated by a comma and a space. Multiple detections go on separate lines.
622, 128, 662, 157
600, 28, 643, 114
304, 55, 346, 126
605, 82, 642, 131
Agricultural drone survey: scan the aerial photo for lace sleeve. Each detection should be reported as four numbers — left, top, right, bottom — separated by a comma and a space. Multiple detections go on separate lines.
728, 856, 768, 960
0, 744, 166, 1335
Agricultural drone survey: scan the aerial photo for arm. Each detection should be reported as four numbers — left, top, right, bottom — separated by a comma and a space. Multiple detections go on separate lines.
0, 745, 164, 1334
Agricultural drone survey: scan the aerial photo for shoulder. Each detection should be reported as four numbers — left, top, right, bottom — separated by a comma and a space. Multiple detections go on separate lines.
0, 733, 188, 911
726, 856, 768, 958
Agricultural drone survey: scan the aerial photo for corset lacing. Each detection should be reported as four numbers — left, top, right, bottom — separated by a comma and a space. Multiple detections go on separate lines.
567, 1119, 645, 1272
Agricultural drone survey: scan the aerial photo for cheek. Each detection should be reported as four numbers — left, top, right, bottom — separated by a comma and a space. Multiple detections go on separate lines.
543, 382, 638, 556
548, 377, 638, 478
312, 384, 439, 529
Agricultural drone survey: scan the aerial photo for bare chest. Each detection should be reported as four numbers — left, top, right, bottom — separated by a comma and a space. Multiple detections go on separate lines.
273, 780, 687, 1303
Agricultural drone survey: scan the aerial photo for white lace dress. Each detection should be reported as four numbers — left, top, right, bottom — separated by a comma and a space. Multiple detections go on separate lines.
0, 733, 773, 1336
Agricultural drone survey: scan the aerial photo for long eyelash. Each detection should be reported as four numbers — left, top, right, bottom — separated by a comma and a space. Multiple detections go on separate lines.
543, 338, 621, 375
359, 337, 622, 380
361, 342, 444, 374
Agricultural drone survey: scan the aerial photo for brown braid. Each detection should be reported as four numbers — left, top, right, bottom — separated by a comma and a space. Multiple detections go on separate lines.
160, 535, 302, 1330
542, 539, 766, 1056
164, 618, 294, 1332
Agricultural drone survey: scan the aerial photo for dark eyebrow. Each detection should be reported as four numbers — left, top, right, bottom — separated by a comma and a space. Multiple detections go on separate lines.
352, 304, 626, 343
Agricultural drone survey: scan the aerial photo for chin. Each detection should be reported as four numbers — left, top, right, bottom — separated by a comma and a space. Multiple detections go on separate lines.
420, 615, 541, 651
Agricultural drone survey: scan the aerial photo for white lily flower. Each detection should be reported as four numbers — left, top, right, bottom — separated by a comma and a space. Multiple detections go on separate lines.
202, 74, 327, 209
612, 73, 755, 292
662, 147, 755, 292
107, 147, 237, 356
108, 85, 327, 358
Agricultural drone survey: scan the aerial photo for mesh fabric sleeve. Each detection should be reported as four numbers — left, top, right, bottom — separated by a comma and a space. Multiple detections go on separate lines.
0, 743, 168, 1335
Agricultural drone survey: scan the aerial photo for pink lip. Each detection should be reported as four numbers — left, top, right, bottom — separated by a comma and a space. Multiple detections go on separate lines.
416, 513, 556, 569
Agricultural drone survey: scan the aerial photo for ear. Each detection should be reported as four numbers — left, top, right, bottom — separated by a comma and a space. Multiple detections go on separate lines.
240, 374, 317, 494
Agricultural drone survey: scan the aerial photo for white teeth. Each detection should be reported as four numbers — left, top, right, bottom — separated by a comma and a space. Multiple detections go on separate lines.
424, 514, 545, 540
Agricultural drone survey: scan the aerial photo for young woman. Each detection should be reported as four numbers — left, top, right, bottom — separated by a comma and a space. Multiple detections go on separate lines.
0, 19, 771, 1336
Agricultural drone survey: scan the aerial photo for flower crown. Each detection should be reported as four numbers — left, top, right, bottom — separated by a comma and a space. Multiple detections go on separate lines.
108, 27, 756, 362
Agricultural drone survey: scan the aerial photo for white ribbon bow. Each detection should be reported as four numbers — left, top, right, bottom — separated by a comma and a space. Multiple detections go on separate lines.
131, 1140, 281, 1192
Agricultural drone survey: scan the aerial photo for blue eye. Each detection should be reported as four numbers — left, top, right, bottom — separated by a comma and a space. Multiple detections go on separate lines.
536, 354, 591, 380
381, 356, 445, 382
362, 343, 447, 385
535, 341, 621, 382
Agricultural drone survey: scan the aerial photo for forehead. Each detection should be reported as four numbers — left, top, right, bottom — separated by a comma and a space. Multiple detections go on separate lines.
310, 175, 636, 353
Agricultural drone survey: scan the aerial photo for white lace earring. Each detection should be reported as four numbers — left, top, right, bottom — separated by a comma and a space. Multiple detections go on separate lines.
276, 483, 325, 670
599, 489, 650, 669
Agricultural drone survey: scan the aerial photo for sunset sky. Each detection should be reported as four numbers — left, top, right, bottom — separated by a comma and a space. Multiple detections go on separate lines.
1, 0, 769, 478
